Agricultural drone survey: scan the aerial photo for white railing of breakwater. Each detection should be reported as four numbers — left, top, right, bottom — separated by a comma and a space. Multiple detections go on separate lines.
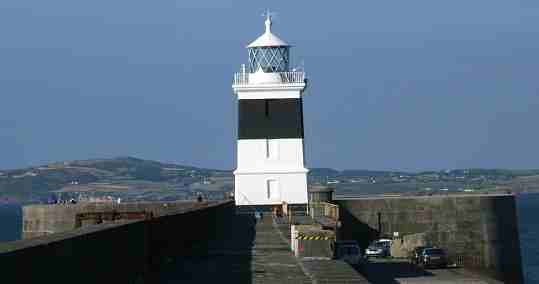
233, 71, 306, 85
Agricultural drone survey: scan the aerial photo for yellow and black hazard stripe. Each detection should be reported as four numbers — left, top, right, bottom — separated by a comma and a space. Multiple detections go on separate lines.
295, 233, 334, 240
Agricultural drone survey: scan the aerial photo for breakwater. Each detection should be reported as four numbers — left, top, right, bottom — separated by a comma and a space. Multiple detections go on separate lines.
0, 201, 237, 283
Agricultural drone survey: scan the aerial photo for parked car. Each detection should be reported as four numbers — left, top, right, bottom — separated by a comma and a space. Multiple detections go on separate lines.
410, 246, 428, 264
419, 247, 448, 268
365, 239, 392, 257
335, 240, 363, 265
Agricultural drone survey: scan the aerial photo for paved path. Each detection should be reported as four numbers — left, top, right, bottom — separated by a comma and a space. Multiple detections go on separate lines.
361, 258, 503, 284
250, 216, 312, 283
158, 213, 311, 283
301, 260, 370, 284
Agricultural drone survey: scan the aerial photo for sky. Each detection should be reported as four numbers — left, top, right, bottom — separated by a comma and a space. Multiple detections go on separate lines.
1, 0, 538, 171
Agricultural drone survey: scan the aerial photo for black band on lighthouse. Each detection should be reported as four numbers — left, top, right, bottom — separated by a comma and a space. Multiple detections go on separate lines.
238, 98, 304, 139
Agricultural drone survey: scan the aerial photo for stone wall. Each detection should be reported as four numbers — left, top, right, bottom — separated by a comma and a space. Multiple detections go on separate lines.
336, 194, 523, 283
0, 201, 238, 283
22, 201, 200, 239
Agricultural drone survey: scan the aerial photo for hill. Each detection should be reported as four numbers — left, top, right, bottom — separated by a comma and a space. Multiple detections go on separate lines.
0, 157, 231, 203
1, 157, 539, 203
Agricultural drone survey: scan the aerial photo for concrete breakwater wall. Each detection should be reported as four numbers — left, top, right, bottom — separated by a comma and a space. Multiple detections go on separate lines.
22, 201, 200, 239
0, 201, 237, 283
336, 194, 523, 283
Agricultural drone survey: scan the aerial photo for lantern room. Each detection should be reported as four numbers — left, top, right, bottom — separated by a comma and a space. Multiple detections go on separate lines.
247, 14, 290, 73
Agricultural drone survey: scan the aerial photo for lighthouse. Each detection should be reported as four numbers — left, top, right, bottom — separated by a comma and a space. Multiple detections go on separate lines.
233, 13, 309, 207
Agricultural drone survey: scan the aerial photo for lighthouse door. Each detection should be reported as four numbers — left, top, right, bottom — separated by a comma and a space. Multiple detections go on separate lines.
266, 179, 280, 201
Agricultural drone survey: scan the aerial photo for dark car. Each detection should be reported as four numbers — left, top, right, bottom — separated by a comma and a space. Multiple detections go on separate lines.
334, 240, 363, 265
410, 246, 428, 264
419, 248, 448, 268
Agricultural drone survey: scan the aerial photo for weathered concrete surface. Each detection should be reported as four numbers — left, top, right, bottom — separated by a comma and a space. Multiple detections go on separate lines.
22, 201, 200, 239
336, 194, 523, 283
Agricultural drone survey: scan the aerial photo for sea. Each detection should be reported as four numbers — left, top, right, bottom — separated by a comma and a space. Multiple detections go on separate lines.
518, 193, 539, 283
0, 194, 538, 283
0, 204, 22, 242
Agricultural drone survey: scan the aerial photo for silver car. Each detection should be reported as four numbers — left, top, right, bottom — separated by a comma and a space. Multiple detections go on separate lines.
365, 240, 391, 257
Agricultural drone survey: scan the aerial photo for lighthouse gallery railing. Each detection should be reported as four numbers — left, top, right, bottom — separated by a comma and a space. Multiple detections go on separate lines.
233, 71, 305, 85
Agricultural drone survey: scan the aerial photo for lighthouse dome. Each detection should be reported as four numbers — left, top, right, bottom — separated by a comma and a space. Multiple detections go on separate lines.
247, 16, 289, 48
247, 14, 290, 73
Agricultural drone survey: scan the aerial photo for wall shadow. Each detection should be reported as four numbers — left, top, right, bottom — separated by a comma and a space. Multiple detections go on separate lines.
154, 204, 256, 283
491, 196, 524, 284
355, 261, 434, 284
0, 201, 256, 284
338, 204, 379, 251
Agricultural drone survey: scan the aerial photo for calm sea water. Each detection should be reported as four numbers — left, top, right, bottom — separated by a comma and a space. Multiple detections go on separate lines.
0, 204, 21, 242
0, 196, 537, 282
518, 193, 539, 284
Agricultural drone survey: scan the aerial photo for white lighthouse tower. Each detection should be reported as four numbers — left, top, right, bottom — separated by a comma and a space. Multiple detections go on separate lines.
233, 13, 309, 207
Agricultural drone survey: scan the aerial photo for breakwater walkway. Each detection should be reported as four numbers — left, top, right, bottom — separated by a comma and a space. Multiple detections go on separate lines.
158, 214, 311, 283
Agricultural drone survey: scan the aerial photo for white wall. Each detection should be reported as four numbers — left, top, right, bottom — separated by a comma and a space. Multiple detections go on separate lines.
234, 172, 308, 205
236, 138, 306, 173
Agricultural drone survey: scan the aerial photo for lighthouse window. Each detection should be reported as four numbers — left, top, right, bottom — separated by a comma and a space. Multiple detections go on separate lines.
266, 139, 279, 160
265, 100, 270, 117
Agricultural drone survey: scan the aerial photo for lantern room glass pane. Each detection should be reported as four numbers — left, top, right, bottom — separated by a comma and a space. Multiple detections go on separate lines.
248, 47, 289, 73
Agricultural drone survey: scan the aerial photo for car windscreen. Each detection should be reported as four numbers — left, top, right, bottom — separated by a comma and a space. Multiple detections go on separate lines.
414, 247, 426, 253
425, 249, 445, 255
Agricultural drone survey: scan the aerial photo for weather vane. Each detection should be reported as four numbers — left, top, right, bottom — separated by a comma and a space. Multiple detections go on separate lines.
262, 9, 276, 32
262, 9, 276, 20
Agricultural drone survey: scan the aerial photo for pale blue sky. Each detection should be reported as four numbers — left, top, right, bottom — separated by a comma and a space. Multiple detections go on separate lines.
1, 0, 538, 171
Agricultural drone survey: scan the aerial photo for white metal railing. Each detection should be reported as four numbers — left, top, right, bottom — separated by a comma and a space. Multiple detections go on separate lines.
233, 72, 249, 85
233, 71, 305, 85
279, 71, 305, 84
